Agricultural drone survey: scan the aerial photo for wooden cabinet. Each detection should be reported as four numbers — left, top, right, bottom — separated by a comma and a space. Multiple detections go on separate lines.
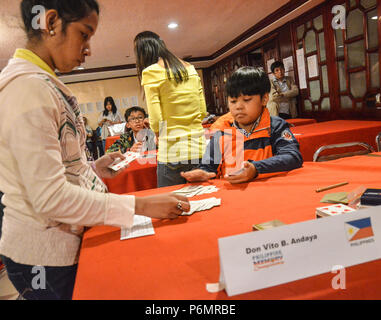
202, 0, 381, 121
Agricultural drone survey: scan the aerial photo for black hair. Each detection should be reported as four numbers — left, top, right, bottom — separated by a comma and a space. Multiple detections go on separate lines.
124, 106, 147, 122
21, 0, 99, 41
225, 66, 271, 99
270, 61, 285, 74
134, 31, 189, 85
103, 96, 117, 116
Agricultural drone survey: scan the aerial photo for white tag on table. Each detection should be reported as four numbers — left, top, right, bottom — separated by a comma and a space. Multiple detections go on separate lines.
218, 206, 381, 296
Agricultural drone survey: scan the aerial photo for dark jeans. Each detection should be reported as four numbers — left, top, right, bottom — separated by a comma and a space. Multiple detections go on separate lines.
0, 255, 78, 300
157, 160, 201, 188
279, 113, 292, 120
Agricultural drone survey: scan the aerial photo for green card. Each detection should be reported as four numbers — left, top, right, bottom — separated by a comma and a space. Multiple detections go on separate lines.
320, 192, 348, 204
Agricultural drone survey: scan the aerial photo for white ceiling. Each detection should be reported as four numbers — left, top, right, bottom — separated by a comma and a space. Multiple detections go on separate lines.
0, 0, 324, 83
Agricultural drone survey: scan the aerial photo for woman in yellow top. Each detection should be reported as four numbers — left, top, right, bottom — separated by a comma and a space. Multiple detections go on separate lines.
134, 31, 208, 187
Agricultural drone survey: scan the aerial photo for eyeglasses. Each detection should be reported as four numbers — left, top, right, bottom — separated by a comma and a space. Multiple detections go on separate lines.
128, 116, 145, 123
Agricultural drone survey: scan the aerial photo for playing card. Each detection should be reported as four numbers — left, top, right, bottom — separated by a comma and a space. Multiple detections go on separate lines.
315, 204, 355, 218
181, 197, 221, 216
108, 151, 141, 171
173, 185, 219, 197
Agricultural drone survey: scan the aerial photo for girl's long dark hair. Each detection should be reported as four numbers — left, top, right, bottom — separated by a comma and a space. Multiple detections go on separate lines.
103, 96, 117, 116
134, 31, 189, 85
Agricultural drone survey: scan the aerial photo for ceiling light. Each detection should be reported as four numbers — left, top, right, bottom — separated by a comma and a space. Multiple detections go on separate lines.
371, 16, 378, 20
168, 22, 178, 29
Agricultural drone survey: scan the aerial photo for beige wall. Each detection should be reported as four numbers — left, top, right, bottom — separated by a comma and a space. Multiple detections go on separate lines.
66, 76, 145, 130
66, 69, 204, 130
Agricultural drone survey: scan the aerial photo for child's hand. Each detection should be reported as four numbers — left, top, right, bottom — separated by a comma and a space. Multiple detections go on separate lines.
143, 118, 151, 129
224, 161, 258, 184
180, 169, 216, 182
130, 142, 143, 153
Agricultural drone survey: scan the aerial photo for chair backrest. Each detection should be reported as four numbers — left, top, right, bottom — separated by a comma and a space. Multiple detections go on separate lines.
313, 142, 375, 162
376, 132, 381, 152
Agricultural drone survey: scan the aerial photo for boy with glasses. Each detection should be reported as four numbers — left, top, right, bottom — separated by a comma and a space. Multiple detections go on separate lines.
107, 107, 156, 154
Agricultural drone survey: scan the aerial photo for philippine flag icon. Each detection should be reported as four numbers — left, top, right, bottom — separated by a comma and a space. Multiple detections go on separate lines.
345, 217, 374, 242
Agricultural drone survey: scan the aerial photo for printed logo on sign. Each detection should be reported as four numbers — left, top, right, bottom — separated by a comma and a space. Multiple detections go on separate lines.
252, 250, 284, 271
345, 217, 375, 246
281, 130, 293, 142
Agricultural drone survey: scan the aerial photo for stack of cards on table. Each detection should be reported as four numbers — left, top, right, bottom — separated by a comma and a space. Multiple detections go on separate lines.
315, 204, 355, 218
108, 151, 141, 171
173, 185, 219, 197
120, 215, 155, 240
181, 197, 221, 216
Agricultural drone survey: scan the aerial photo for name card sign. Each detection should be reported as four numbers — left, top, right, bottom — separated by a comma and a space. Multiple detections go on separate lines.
218, 206, 381, 297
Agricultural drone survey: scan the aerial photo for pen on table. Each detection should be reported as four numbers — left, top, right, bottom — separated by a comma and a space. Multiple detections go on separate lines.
315, 182, 349, 193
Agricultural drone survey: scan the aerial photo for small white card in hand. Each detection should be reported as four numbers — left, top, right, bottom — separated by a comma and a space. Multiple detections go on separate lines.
120, 215, 155, 240
173, 185, 219, 197
108, 151, 140, 171
182, 197, 221, 216
316, 204, 355, 218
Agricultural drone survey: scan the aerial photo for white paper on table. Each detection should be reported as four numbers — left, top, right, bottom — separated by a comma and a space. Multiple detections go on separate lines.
120, 215, 155, 240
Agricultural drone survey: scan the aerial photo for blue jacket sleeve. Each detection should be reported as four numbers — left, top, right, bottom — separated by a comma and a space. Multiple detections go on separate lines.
249, 117, 303, 173
198, 131, 223, 174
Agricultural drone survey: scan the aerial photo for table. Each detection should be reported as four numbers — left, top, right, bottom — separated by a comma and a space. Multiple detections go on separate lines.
105, 135, 121, 152
291, 120, 381, 161
103, 156, 157, 194
286, 118, 316, 127
73, 153, 381, 300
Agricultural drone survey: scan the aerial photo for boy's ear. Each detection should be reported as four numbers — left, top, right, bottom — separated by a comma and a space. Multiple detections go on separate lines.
261, 93, 270, 106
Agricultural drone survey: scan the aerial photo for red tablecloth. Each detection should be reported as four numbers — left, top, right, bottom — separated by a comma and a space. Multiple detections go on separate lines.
291, 120, 381, 161
105, 135, 120, 152
103, 157, 157, 194
73, 153, 381, 300
286, 118, 316, 127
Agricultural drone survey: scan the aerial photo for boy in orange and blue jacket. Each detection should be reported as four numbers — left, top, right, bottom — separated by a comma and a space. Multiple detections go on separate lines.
181, 66, 303, 184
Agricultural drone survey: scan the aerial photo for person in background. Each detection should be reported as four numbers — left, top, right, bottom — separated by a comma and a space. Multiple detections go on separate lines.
107, 106, 156, 154
98, 96, 123, 151
267, 61, 299, 119
134, 31, 208, 187
0, 0, 190, 300
181, 66, 303, 184
83, 116, 94, 160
